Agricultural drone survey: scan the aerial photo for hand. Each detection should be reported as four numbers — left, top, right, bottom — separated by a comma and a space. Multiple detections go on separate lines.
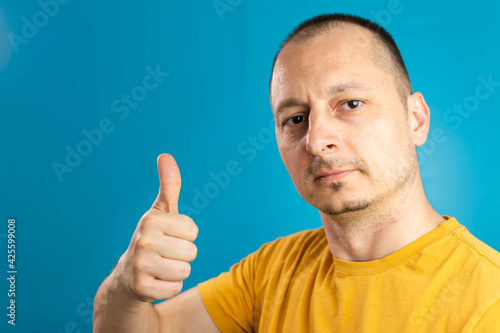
116, 153, 199, 302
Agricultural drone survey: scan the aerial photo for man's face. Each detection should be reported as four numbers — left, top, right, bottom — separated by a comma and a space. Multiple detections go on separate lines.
270, 25, 418, 216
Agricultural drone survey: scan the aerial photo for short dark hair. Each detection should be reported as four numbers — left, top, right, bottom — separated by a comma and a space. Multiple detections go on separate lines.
269, 13, 412, 106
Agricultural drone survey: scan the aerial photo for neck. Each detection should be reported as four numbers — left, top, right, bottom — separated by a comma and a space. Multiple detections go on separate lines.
320, 173, 445, 262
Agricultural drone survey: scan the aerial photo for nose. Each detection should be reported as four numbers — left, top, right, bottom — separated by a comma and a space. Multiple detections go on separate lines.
305, 110, 341, 156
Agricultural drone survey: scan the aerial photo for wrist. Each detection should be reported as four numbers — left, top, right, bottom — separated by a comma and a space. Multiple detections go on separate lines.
107, 254, 141, 304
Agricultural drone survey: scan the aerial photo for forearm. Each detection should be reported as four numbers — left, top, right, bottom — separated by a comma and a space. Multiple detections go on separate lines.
93, 271, 160, 333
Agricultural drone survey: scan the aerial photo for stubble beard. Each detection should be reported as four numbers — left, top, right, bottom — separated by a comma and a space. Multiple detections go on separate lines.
305, 156, 373, 216
317, 180, 372, 216
313, 146, 417, 218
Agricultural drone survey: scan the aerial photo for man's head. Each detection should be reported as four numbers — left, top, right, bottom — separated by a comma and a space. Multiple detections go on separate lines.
270, 13, 431, 218
270, 14, 412, 108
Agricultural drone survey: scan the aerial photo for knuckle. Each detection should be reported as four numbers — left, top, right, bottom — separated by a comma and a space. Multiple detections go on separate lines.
135, 238, 154, 251
169, 281, 183, 295
179, 262, 191, 279
139, 211, 155, 227
180, 215, 199, 240
132, 276, 148, 296
189, 222, 199, 240
186, 243, 198, 261
132, 259, 147, 273
141, 210, 162, 228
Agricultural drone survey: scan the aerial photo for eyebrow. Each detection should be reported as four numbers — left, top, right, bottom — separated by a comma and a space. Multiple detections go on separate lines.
274, 81, 373, 117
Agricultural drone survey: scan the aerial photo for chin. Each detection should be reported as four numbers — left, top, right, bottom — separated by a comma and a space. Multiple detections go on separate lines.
314, 197, 372, 216
300, 178, 370, 213
322, 203, 370, 216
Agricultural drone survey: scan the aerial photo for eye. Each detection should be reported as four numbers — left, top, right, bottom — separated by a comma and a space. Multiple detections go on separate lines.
284, 115, 307, 127
341, 100, 363, 111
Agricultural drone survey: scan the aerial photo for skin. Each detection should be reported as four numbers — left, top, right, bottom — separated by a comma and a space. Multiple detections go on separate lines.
270, 23, 445, 262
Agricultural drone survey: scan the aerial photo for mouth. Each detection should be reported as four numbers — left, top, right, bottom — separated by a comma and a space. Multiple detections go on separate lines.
314, 170, 356, 183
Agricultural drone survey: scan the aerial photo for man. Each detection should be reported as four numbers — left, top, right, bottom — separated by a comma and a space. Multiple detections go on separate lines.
93, 13, 500, 332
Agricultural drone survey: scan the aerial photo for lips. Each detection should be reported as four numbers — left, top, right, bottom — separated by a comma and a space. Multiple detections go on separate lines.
314, 169, 356, 182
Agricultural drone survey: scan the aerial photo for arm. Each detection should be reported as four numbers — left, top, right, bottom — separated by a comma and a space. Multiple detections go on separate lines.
93, 265, 161, 333
93, 154, 220, 333
93, 265, 220, 333
156, 286, 220, 333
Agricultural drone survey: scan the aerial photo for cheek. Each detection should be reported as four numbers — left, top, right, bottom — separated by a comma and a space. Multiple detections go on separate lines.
278, 139, 308, 183
379, 124, 413, 175
353, 118, 403, 174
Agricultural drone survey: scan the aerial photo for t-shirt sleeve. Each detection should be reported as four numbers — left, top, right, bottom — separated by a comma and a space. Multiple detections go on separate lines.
197, 247, 260, 333
196, 229, 319, 332
471, 297, 500, 332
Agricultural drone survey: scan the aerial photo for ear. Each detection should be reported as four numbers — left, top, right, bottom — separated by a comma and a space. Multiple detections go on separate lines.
407, 92, 431, 147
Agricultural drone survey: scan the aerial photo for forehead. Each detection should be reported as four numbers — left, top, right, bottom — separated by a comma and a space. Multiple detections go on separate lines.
270, 25, 384, 111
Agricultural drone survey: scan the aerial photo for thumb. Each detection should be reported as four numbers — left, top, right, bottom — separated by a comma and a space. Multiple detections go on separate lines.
152, 153, 181, 214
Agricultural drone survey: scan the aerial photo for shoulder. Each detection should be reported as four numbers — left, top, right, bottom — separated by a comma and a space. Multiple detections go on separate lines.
446, 221, 500, 322
254, 226, 327, 262
451, 224, 500, 272
249, 226, 328, 287
470, 297, 500, 332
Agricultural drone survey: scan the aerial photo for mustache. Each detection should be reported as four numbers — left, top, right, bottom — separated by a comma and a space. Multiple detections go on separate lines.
307, 157, 368, 178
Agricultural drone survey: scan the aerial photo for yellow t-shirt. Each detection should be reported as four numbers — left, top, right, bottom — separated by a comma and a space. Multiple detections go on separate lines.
198, 217, 500, 332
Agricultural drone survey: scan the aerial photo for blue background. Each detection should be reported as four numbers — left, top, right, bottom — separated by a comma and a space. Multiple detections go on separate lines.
1, 0, 499, 331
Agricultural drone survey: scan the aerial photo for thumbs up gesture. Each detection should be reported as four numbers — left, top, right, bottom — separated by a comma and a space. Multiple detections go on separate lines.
116, 154, 199, 302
